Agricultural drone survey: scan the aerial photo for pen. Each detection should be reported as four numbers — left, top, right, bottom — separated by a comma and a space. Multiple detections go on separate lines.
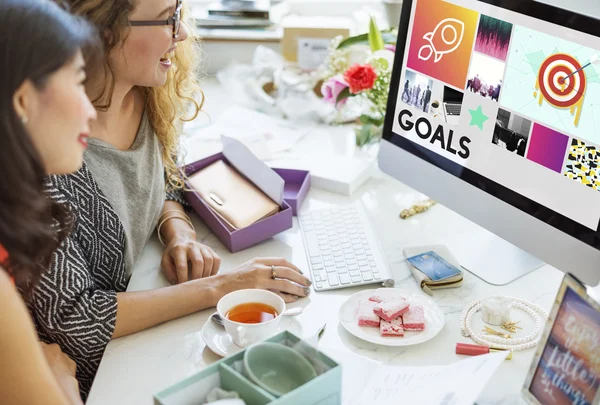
455, 342, 513, 360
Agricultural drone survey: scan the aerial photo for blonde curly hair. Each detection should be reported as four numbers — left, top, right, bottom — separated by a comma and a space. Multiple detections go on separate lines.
58, 0, 203, 191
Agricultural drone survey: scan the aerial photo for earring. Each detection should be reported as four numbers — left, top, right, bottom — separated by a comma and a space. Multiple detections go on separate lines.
21, 115, 28, 124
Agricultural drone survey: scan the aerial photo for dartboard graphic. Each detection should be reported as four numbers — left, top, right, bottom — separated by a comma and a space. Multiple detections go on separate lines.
535, 53, 587, 126
537, 53, 586, 108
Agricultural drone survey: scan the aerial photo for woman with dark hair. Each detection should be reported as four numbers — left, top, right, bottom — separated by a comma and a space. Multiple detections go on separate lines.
0, 0, 97, 403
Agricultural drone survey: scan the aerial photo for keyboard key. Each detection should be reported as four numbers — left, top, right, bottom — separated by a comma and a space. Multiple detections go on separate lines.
348, 264, 358, 271
313, 274, 321, 282
304, 233, 321, 257
356, 254, 367, 261
326, 266, 336, 273
312, 263, 324, 270
328, 273, 340, 286
340, 274, 351, 284
351, 276, 362, 283
334, 256, 344, 263
316, 282, 324, 289
362, 273, 373, 281
360, 266, 371, 272
335, 262, 345, 269
358, 260, 368, 266
374, 273, 381, 280
349, 270, 360, 277
337, 267, 348, 274
310, 257, 322, 264
369, 261, 376, 267
324, 260, 334, 267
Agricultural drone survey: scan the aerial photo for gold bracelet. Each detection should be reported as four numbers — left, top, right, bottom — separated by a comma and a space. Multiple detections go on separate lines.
157, 214, 195, 246
158, 209, 187, 222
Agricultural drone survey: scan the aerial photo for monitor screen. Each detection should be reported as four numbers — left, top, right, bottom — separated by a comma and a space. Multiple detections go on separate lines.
384, 0, 600, 249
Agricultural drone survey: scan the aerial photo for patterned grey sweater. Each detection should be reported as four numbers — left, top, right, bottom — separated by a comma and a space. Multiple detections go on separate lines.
29, 163, 186, 400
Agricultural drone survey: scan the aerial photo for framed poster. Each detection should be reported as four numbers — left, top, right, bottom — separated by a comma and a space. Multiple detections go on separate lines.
523, 273, 600, 405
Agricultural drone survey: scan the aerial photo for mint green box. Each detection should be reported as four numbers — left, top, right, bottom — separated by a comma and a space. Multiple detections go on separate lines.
154, 331, 341, 405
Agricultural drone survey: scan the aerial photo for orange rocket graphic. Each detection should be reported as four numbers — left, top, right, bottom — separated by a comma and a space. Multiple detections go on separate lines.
418, 18, 465, 63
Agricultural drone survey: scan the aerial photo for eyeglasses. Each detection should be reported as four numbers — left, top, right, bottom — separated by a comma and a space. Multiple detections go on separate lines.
129, 0, 183, 39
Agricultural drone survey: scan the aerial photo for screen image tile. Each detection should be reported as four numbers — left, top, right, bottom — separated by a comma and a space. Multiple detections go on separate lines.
401, 69, 435, 113
466, 52, 504, 102
526, 124, 570, 173
492, 108, 531, 157
501, 25, 600, 143
406, 0, 479, 89
474, 15, 513, 61
564, 138, 600, 192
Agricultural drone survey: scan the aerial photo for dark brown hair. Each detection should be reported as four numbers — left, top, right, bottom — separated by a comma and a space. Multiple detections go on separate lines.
0, 0, 99, 290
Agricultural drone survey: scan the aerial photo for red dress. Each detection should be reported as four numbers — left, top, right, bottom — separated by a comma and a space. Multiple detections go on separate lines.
0, 244, 14, 285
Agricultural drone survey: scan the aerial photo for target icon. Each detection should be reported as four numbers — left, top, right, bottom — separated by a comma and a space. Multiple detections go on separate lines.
535, 53, 587, 126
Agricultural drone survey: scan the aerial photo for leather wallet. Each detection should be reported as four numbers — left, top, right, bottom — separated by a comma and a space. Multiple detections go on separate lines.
187, 160, 280, 230
402, 244, 463, 296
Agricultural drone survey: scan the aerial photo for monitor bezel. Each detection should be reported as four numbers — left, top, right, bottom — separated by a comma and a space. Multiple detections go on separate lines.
382, 0, 600, 250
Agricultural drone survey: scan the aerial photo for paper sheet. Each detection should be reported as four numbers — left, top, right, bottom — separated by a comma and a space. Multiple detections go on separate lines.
185, 106, 310, 158
352, 351, 509, 405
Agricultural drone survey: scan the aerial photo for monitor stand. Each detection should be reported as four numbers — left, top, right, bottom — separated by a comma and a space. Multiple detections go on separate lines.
447, 227, 545, 286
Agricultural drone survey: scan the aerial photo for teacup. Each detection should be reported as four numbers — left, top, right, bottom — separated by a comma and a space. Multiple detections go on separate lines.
217, 289, 285, 347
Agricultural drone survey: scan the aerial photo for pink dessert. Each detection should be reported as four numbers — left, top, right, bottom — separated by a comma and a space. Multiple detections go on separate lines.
368, 295, 384, 303
357, 301, 380, 327
373, 299, 410, 322
380, 318, 404, 337
402, 305, 425, 331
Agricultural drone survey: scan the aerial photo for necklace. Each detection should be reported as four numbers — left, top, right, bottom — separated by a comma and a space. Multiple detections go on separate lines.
460, 297, 549, 351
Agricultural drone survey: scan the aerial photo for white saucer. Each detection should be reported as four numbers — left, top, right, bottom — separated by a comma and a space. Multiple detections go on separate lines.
339, 288, 445, 347
201, 313, 304, 357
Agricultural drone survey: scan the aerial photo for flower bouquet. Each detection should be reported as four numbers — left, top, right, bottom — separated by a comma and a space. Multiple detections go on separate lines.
320, 17, 397, 147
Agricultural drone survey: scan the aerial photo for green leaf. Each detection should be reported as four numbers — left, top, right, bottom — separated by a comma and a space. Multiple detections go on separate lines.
336, 87, 354, 104
359, 114, 385, 127
336, 30, 396, 50
368, 16, 384, 52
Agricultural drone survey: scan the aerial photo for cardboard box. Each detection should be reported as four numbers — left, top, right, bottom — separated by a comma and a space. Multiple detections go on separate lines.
281, 16, 353, 68
154, 331, 341, 405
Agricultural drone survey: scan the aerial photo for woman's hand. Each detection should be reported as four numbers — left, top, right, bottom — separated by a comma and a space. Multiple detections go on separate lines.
39, 342, 82, 405
161, 235, 221, 284
218, 257, 311, 303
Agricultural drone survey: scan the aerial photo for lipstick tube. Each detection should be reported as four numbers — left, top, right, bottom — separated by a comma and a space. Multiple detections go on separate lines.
455, 343, 512, 360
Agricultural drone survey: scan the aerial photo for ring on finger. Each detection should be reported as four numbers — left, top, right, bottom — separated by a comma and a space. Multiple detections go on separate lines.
271, 265, 277, 279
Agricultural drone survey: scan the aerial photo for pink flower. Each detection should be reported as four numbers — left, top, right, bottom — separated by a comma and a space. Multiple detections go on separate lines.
385, 44, 396, 52
321, 76, 349, 106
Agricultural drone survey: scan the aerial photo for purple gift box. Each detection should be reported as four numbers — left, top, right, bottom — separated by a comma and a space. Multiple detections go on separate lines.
272, 168, 311, 216
184, 154, 310, 253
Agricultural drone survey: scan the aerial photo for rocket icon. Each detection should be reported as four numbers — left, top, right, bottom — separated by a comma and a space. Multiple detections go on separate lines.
418, 18, 465, 63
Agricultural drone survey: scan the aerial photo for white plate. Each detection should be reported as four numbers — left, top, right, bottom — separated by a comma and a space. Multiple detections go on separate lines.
201, 313, 304, 357
339, 288, 445, 347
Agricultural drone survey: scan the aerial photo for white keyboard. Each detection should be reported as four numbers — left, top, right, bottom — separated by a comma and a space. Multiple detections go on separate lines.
299, 202, 394, 291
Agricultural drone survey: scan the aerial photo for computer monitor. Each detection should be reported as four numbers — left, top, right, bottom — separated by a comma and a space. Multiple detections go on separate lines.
378, 0, 600, 286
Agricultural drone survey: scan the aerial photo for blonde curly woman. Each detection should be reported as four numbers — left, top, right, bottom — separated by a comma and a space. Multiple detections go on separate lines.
30, 0, 311, 399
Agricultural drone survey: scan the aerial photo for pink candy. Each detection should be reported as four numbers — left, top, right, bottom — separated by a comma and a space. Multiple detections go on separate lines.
357, 301, 380, 327
380, 318, 404, 337
373, 299, 410, 322
402, 305, 425, 331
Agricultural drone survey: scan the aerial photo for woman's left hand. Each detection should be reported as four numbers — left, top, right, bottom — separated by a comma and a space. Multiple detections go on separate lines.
161, 235, 221, 284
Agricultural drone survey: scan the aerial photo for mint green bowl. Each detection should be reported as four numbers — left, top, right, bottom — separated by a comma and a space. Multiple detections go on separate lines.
243, 342, 317, 397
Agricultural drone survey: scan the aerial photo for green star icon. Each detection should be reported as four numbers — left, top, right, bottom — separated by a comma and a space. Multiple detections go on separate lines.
468, 105, 489, 130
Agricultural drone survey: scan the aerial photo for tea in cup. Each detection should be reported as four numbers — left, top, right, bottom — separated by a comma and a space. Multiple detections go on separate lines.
217, 289, 285, 347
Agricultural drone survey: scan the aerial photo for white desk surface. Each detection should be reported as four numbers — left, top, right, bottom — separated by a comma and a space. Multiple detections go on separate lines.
86, 78, 598, 405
